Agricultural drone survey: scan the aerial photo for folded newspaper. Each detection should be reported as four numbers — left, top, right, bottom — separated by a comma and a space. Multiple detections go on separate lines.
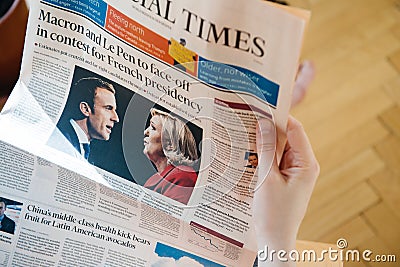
0, 0, 309, 266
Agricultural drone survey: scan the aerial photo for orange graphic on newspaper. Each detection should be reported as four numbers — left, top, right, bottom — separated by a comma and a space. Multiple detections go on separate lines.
105, 6, 173, 64
168, 38, 197, 73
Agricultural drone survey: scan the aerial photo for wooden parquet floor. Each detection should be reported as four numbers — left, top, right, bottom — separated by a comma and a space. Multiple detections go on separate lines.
289, 0, 400, 266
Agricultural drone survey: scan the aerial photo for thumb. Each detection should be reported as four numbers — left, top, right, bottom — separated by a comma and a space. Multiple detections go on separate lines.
256, 118, 276, 179
285, 116, 317, 168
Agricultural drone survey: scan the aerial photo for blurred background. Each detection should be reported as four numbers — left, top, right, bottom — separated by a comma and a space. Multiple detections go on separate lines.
1, 0, 399, 266
0, 0, 28, 106
287, 0, 400, 266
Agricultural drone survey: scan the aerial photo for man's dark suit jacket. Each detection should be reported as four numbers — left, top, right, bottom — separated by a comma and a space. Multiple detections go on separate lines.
0, 215, 15, 234
57, 120, 81, 154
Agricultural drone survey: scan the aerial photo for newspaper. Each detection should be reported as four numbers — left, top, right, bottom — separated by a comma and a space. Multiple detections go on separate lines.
0, 0, 309, 266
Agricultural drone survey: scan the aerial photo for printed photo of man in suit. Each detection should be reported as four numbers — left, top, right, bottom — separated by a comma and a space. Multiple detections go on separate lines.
49, 77, 119, 160
0, 201, 15, 234
245, 152, 258, 169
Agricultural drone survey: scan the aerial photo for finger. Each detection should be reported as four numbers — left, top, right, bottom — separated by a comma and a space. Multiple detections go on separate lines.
256, 118, 276, 179
296, 61, 315, 89
291, 61, 315, 107
286, 116, 318, 168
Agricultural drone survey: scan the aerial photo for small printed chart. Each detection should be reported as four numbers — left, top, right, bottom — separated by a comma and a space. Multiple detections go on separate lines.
188, 225, 225, 253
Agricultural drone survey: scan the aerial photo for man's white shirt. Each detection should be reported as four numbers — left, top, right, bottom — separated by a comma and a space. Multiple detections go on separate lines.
70, 119, 90, 159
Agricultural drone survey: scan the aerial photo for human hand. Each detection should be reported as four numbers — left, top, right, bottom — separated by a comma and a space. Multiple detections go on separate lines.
253, 116, 319, 266
291, 60, 315, 108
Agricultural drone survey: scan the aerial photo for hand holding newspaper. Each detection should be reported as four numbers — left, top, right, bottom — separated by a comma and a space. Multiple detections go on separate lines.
0, 0, 309, 266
